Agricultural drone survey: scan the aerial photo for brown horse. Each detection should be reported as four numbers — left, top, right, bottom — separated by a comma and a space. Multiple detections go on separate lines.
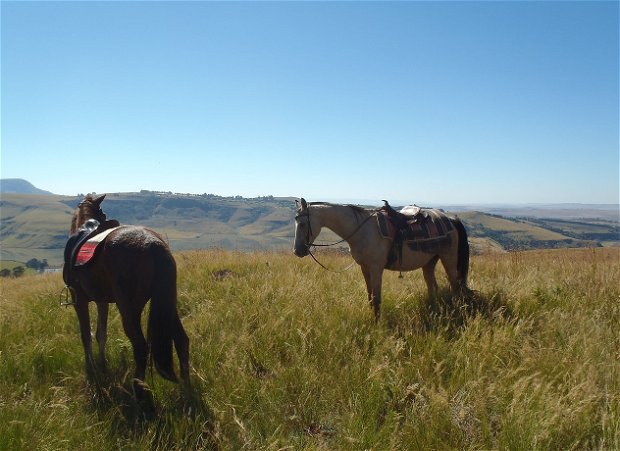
64, 194, 189, 394
293, 198, 471, 321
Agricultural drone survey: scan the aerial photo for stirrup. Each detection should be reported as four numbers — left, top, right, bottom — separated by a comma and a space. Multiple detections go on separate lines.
59, 285, 76, 307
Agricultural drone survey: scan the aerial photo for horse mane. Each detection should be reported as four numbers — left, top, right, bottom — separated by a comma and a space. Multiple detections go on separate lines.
347, 205, 371, 222
308, 202, 370, 212
307, 202, 372, 223
347, 204, 368, 214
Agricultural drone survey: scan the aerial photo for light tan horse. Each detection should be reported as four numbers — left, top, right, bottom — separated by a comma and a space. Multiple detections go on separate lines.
293, 198, 471, 321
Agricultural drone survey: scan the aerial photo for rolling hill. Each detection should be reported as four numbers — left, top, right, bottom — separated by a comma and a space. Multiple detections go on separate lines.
0, 178, 53, 195
1, 192, 299, 265
456, 211, 618, 252
2, 191, 618, 267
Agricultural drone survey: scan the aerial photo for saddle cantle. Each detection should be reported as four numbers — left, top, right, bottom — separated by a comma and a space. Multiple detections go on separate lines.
400, 205, 421, 217
63, 219, 120, 285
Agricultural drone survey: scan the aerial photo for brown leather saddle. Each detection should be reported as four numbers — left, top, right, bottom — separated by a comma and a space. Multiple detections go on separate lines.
378, 200, 454, 270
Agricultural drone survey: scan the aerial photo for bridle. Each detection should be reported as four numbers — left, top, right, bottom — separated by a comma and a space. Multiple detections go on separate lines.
72, 201, 107, 234
295, 203, 380, 272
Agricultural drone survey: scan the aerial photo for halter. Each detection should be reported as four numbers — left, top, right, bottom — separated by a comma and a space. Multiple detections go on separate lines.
295, 203, 380, 272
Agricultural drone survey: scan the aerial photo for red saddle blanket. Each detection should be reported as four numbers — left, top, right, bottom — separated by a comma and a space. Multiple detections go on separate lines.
75, 227, 120, 266
377, 207, 454, 242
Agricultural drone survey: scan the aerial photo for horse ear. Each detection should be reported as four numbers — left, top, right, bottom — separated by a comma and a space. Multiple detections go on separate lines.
301, 198, 308, 210
93, 194, 106, 205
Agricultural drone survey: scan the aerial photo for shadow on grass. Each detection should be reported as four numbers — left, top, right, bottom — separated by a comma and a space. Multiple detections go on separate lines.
383, 289, 515, 337
423, 289, 514, 333
83, 361, 219, 449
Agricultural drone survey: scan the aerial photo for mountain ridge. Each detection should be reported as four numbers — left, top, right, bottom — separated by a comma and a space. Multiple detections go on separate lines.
1, 191, 617, 266
0, 178, 53, 195
1, 179, 617, 219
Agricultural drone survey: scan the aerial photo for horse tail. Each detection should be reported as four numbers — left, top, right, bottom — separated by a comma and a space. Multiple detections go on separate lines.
452, 217, 470, 288
148, 245, 179, 383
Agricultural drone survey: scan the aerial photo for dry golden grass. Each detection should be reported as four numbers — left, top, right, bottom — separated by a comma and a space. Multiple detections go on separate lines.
1, 247, 618, 450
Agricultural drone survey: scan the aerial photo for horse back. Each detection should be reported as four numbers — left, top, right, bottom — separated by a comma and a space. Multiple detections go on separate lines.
104, 225, 170, 252
101, 225, 173, 275
71, 225, 173, 303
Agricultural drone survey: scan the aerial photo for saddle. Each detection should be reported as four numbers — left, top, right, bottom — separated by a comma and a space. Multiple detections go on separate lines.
378, 200, 454, 271
63, 219, 120, 286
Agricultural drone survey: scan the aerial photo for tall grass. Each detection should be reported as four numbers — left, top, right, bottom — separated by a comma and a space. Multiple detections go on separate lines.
1, 247, 618, 450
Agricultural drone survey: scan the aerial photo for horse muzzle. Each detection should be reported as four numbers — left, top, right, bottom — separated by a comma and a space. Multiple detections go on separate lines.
294, 245, 310, 257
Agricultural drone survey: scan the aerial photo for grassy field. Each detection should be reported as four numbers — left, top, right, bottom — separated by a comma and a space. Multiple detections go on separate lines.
0, 247, 618, 450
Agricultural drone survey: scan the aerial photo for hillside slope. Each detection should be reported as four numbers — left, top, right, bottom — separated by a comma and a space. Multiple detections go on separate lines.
457, 211, 608, 251
0, 194, 74, 264
1, 192, 616, 265
0, 179, 53, 195
1, 193, 298, 264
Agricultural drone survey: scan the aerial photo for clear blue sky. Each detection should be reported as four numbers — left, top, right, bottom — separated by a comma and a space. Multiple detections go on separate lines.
2, 1, 618, 204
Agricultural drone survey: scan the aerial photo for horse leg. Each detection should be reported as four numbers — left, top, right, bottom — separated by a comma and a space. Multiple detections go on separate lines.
439, 254, 464, 294
118, 305, 148, 396
73, 299, 95, 375
361, 265, 373, 307
422, 255, 440, 297
173, 314, 191, 386
95, 302, 109, 371
369, 268, 384, 322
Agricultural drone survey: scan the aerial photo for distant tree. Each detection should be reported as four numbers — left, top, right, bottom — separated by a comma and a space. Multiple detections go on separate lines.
0, 269, 10, 278
26, 258, 41, 271
12, 266, 25, 277
25, 258, 48, 272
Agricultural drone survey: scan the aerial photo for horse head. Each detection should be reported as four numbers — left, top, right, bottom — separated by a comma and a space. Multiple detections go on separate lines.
293, 197, 320, 257
71, 194, 108, 234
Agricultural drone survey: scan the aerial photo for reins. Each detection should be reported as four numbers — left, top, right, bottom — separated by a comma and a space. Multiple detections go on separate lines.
307, 247, 357, 273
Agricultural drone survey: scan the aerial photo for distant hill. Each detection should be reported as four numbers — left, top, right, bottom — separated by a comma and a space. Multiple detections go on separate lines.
0, 191, 617, 266
0, 192, 298, 265
441, 204, 619, 221
0, 179, 53, 195
457, 211, 618, 252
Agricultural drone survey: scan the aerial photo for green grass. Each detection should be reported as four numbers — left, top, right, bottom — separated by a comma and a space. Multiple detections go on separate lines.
0, 248, 619, 450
